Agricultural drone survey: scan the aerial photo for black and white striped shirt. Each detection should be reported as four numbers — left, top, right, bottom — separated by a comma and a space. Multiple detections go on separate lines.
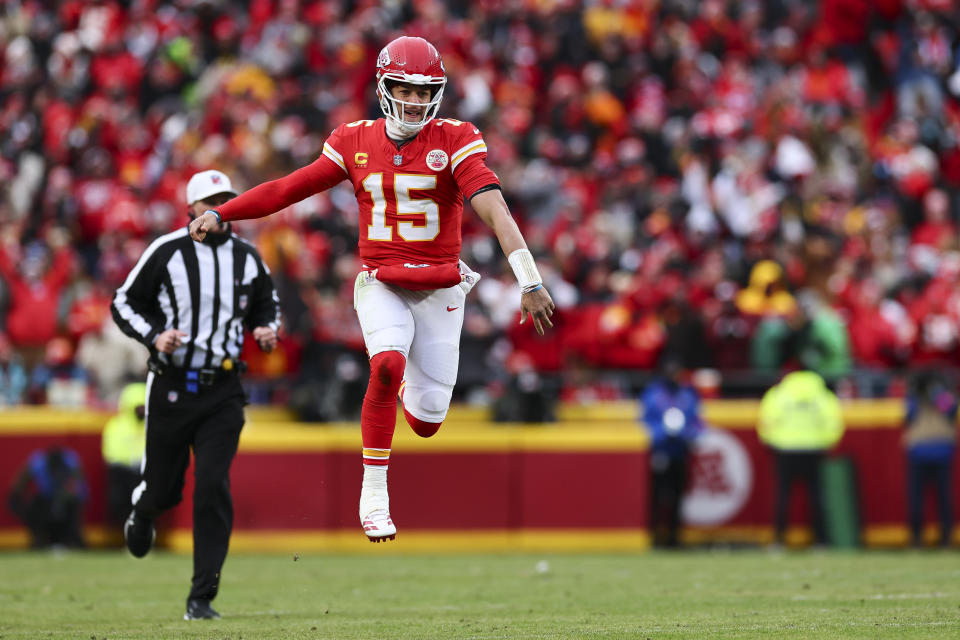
111, 227, 281, 370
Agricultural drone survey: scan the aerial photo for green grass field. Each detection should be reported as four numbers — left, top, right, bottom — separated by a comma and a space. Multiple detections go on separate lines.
1, 549, 959, 639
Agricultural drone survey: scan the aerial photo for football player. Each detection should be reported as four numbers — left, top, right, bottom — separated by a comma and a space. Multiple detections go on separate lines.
189, 36, 555, 542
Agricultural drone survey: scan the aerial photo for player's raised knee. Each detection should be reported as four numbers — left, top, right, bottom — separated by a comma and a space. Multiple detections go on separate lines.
420, 389, 450, 415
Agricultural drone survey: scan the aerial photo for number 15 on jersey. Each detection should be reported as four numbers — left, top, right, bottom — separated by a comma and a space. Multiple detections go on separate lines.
363, 173, 439, 242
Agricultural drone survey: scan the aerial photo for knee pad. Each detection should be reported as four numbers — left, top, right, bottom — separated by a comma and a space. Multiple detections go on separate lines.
419, 389, 449, 414
368, 351, 406, 400
403, 386, 452, 424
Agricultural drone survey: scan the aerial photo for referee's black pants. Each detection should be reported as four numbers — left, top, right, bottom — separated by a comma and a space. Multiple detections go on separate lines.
134, 369, 245, 602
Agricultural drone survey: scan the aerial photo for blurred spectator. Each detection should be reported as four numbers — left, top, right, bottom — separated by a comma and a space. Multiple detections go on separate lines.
289, 344, 367, 422
657, 289, 711, 371
911, 188, 956, 251
640, 361, 703, 548
903, 371, 956, 547
101, 382, 146, 527
2, 1, 960, 401
845, 275, 915, 368
0, 235, 74, 368
759, 370, 844, 546
7, 446, 87, 549
0, 332, 28, 407
27, 336, 88, 406
736, 261, 797, 318
752, 294, 852, 382
493, 352, 557, 423
76, 319, 149, 407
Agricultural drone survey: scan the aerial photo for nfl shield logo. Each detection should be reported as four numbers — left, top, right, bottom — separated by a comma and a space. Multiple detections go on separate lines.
168, 390, 178, 403
393, 154, 403, 166
239, 294, 248, 310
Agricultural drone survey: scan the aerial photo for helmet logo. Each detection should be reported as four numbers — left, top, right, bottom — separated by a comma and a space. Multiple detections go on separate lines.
426, 149, 449, 171
377, 48, 390, 68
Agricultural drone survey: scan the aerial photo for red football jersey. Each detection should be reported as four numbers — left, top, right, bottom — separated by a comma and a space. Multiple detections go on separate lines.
322, 118, 498, 267
216, 117, 499, 268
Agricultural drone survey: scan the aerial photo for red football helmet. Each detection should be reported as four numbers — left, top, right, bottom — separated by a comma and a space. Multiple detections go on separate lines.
376, 36, 446, 135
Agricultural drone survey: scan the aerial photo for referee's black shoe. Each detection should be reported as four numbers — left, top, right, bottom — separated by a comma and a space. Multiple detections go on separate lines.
184, 598, 220, 620
123, 511, 155, 558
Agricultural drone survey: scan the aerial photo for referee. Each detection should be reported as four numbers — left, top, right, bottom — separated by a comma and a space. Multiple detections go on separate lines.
111, 169, 281, 621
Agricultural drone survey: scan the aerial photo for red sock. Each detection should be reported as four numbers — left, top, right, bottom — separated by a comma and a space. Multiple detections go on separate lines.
361, 351, 406, 466
404, 408, 442, 438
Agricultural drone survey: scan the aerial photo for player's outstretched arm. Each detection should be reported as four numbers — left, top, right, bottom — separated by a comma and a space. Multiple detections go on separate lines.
189, 153, 348, 243
471, 189, 555, 335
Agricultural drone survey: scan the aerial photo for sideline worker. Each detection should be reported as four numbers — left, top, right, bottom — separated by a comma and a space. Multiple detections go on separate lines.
101, 382, 147, 527
758, 370, 844, 546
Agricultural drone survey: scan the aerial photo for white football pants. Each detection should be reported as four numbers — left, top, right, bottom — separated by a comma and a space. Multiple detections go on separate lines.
353, 271, 466, 423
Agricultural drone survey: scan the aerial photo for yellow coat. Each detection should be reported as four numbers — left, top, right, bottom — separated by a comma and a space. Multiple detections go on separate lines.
102, 383, 147, 468
758, 371, 844, 451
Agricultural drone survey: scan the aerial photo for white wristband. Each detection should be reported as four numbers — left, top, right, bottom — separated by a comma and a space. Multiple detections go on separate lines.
507, 248, 542, 293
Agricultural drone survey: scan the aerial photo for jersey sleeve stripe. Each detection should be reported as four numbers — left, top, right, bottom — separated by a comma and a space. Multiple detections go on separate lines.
451, 142, 487, 171
452, 139, 486, 161
322, 143, 347, 173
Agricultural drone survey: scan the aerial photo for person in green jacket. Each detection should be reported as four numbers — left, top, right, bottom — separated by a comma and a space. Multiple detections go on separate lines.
758, 370, 844, 546
102, 383, 147, 527
751, 300, 851, 382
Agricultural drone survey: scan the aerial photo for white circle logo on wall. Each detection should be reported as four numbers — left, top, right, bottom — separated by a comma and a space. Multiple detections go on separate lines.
682, 427, 752, 526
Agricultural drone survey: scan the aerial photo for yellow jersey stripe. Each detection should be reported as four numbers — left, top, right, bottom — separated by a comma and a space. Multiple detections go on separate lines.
452, 138, 486, 160
451, 141, 486, 169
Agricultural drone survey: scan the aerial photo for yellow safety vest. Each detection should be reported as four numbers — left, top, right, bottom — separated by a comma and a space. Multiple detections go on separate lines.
102, 383, 147, 468
758, 371, 844, 450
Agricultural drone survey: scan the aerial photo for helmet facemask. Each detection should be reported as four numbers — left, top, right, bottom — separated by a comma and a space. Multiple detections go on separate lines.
378, 74, 446, 136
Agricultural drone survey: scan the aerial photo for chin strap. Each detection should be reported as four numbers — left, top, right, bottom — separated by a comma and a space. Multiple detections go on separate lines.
385, 118, 420, 140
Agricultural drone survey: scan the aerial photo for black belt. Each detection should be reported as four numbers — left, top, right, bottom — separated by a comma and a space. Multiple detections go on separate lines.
149, 358, 246, 387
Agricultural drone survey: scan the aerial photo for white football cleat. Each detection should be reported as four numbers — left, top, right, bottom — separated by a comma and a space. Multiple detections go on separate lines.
361, 508, 396, 542
360, 465, 396, 542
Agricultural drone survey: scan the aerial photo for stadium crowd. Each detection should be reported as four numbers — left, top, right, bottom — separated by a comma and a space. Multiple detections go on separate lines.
2, 0, 960, 412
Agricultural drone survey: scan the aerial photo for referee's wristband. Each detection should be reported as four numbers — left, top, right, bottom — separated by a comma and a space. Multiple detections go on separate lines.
205, 209, 222, 224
